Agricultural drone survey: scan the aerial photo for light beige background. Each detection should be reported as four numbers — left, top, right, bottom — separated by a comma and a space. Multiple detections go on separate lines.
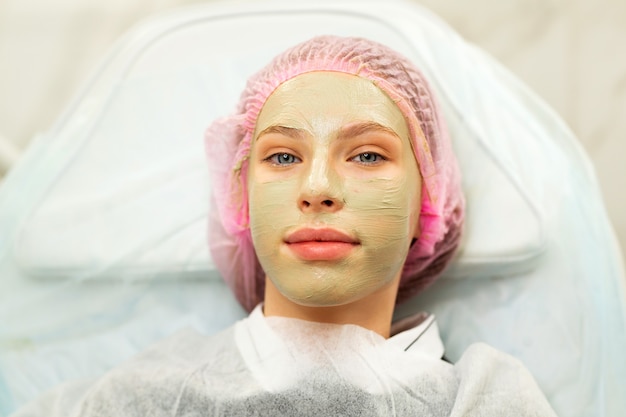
1, 0, 625, 265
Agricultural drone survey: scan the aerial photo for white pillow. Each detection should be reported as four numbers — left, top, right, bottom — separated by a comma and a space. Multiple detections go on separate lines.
13, 9, 545, 281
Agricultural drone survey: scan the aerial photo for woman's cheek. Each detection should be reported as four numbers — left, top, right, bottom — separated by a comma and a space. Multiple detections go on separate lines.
345, 176, 416, 252
248, 178, 300, 254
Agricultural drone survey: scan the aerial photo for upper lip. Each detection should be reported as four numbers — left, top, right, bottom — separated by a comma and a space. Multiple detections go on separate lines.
284, 228, 359, 244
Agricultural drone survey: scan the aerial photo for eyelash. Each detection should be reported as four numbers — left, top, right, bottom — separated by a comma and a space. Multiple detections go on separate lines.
350, 152, 385, 165
264, 153, 302, 166
263, 151, 386, 166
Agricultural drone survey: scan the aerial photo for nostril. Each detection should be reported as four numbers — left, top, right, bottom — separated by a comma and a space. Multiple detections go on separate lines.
299, 198, 338, 211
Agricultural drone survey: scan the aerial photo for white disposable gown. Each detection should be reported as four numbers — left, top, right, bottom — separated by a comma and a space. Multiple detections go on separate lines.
12, 306, 557, 416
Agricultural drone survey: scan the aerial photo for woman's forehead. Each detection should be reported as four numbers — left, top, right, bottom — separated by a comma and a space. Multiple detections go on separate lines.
254, 72, 410, 142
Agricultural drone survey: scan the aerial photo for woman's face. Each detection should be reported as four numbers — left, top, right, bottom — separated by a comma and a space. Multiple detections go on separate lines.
248, 72, 421, 307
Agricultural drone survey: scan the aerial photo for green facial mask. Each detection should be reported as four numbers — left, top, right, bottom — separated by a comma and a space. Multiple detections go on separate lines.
248, 72, 421, 306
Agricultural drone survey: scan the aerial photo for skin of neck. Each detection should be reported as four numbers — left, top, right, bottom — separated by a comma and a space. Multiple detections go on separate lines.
263, 272, 402, 339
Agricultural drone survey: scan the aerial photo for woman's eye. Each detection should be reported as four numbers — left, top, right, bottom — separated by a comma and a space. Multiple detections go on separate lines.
266, 152, 301, 166
351, 152, 384, 165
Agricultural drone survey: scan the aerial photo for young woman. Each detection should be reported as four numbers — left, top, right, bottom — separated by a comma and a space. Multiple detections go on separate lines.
207, 35, 464, 334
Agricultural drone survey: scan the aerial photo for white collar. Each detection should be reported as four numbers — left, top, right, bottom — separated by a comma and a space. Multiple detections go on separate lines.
387, 313, 445, 359
236, 306, 446, 392
244, 305, 445, 360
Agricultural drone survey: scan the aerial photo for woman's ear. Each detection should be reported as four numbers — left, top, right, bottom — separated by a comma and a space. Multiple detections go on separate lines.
409, 218, 421, 248
412, 181, 424, 240
413, 219, 421, 240
410, 186, 423, 241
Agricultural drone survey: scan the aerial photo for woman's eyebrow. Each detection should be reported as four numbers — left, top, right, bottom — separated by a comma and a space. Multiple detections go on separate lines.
337, 122, 401, 141
256, 125, 307, 141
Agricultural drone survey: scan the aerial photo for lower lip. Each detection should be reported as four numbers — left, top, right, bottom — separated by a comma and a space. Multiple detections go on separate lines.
286, 241, 358, 261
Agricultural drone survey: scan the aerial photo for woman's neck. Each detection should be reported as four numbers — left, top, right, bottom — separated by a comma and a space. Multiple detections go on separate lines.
262, 276, 400, 339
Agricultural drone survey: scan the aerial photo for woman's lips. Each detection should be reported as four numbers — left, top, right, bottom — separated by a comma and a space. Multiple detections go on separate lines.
284, 228, 359, 261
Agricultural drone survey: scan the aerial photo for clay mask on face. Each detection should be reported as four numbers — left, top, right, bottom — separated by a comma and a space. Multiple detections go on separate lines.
248, 72, 422, 307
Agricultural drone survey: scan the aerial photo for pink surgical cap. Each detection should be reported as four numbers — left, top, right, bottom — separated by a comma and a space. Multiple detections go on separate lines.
205, 35, 464, 312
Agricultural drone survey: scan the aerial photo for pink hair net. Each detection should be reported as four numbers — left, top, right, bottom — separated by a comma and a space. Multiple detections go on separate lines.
205, 36, 464, 312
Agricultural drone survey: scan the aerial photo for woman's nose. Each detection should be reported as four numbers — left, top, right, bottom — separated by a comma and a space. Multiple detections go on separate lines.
299, 194, 343, 213
298, 158, 344, 213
